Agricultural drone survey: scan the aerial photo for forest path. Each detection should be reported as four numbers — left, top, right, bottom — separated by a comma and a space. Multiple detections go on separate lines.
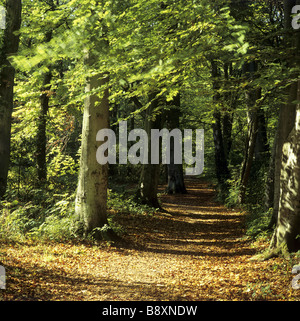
0, 179, 297, 300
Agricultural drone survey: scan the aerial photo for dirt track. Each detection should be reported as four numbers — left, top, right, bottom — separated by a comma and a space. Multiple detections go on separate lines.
0, 179, 299, 300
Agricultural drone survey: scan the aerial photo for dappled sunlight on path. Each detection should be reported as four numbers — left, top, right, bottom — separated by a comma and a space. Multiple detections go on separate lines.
0, 178, 298, 301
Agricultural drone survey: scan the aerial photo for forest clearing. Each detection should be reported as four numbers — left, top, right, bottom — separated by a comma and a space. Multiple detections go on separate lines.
1, 0, 300, 303
0, 179, 299, 301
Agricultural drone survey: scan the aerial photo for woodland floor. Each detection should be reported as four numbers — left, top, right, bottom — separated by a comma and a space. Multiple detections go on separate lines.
0, 178, 300, 301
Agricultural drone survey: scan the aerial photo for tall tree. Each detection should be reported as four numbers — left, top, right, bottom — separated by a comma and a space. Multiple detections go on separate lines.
0, 0, 22, 198
74, 55, 112, 239
261, 0, 300, 258
74, 3, 117, 241
211, 60, 230, 190
36, 30, 52, 182
239, 61, 261, 204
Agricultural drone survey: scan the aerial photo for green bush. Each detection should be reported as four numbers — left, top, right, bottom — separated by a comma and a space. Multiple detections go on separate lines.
245, 206, 273, 239
0, 193, 77, 242
108, 190, 159, 216
0, 184, 160, 243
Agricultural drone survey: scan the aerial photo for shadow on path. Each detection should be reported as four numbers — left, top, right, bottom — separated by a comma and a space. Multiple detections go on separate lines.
120, 178, 255, 258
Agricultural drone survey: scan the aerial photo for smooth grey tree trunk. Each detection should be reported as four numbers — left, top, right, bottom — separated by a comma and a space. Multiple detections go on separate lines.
74, 53, 113, 240
267, 81, 300, 256
257, 0, 300, 259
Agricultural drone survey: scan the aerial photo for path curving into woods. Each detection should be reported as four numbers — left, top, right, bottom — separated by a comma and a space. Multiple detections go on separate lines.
0, 178, 298, 300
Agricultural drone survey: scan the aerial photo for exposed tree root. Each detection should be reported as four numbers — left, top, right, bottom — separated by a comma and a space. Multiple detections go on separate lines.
251, 242, 291, 261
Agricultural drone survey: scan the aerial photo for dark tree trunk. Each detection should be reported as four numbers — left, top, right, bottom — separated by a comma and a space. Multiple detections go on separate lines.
238, 62, 261, 204
166, 93, 186, 194
36, 69, 52, 182
265, 130, 277, 224
239, 97, 260, 204
222, 112, 233, 161
167, 155, 186, 194
137, 93, 162, 208
0, 0, 22, 198
222, 63, 234, 161
35, 19, 54, 182
212, 111, 230, 186
255, 108, 269, 162
211, 61, 230, 189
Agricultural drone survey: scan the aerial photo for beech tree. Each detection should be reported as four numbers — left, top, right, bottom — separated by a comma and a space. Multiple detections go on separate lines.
74, 63, 111, 239
263, 0, 300, 258
73, 2, 117, 240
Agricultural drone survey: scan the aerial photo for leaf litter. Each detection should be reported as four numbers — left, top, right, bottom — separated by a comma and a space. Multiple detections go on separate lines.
0, 178, 300, 301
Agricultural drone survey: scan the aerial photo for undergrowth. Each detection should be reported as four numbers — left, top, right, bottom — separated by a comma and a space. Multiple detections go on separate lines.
0, 185, 158, 243
222, 162, 273, 242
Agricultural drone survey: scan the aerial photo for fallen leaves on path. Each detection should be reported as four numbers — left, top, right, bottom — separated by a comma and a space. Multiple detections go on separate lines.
0, 179, 299, 301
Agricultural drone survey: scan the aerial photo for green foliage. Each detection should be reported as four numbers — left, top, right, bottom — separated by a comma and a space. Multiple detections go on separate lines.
47, 150, 79, 190
245, 207, 273, 240
225, 178, 240, 208
108, 190, 159, 217
0, 184, 160, 242
245, 282, 273, 300
0, 193, 77, 242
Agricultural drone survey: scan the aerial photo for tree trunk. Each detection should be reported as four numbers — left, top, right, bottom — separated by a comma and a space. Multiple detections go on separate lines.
211, 61, 230, 189
212, 111, 230, 185
270, 85, 297, 227
75, 54, 112, 240
265, 129, 277, 221
36, 69, 52, 182
255, 108, 269, 161
137, 93, 162, 208
36, 28, 53, 182
266, 0, 299, 229
267, 81, 300, 255
259, 0, 300, 259
222, 112, 233, 161
238, 61, 261, 204
166, 94, 186, 194
239, 91, 261, 204
0, 0, 22, 198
